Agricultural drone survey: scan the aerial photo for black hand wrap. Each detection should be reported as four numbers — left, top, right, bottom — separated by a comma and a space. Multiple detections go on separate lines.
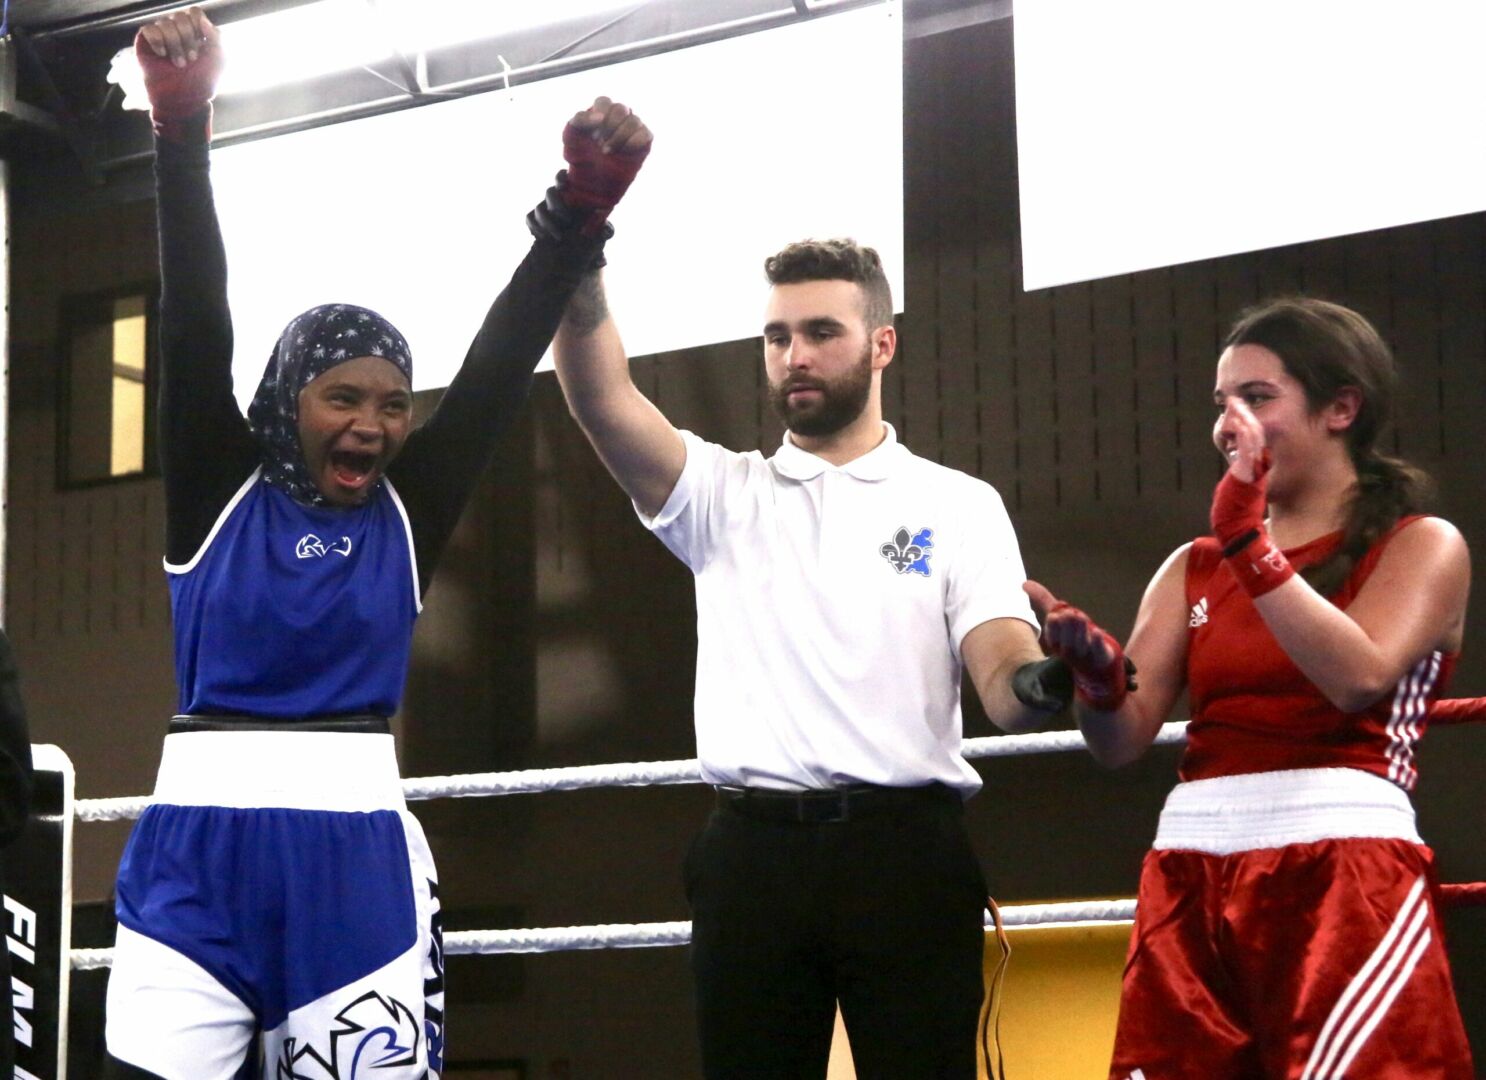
526, 171, 613, 270
1010, 655, 1138, 713
1011, 657, 1074, 713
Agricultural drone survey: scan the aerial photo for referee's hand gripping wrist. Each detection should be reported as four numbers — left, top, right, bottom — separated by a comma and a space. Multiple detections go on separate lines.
1011, 657, 1073, 713
526, 173, 613, 269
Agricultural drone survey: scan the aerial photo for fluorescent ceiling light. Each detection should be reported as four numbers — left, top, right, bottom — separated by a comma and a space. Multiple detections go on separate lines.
109, 0, 636, 107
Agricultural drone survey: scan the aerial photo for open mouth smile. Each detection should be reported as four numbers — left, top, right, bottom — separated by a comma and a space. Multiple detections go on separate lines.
329, 449, 379, 490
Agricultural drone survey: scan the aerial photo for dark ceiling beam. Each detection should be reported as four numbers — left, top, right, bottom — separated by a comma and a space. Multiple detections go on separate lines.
0, 38, 61, 135
18, 0, 1015, 39
904, 0, 1010, 39
4, 29, 101, 182
22, 0, 320, 39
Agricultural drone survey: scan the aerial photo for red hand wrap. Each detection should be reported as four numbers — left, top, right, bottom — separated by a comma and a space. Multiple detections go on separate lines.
561, 123, 650, 235
1211, 450, 1295, 599
134, 32, 222, 143
1224, 532, 1296, 599
1210, 451, 1271, 550
1042, 601, 1130, 712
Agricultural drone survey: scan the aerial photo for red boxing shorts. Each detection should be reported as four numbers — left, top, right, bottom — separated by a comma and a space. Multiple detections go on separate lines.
1109, 768, 1472, 1080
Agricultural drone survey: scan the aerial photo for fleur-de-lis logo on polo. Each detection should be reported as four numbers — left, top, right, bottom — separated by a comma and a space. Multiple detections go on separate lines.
880, 526, 935, 577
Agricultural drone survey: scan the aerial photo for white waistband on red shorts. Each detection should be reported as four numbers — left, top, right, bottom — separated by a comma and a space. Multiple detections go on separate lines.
1152, 767, 1420, 855
151, 730, 405, 812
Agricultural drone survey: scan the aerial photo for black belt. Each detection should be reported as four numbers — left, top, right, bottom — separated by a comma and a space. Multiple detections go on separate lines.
170, 714, 390, 734
715, 782, 959, 824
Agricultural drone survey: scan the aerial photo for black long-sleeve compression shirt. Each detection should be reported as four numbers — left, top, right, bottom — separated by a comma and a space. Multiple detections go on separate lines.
154, 128, 604, 592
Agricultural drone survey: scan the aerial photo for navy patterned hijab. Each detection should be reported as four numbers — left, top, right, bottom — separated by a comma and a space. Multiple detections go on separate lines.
246, 303, 413, 506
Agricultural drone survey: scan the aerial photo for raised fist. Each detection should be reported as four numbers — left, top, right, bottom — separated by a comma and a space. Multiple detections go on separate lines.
561, 96, 652, 234
135, 6, 222, 142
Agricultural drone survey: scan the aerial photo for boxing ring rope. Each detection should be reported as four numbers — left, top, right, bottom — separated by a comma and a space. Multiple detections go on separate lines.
69, 898, 1144, 972
64, 723, 1187, 973
71, 721, 1194, 824
59, 715, 1486, 973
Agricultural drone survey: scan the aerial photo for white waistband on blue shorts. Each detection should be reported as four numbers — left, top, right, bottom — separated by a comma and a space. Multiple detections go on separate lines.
1152, 767, 1420, 856
151, 730, 405, 812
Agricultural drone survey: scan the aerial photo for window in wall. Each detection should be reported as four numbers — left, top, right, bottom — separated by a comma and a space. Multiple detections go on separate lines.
59, 288, 157, 487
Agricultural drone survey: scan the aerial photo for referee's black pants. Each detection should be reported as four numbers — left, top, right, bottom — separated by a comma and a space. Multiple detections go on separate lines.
685, 784, 989, 1079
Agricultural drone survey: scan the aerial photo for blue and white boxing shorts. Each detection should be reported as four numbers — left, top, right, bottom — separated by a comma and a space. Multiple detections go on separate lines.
106, 728, 444, 1079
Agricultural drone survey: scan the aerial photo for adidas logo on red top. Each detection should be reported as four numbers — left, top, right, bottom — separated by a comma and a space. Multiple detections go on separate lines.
1189, 597, 1209, 628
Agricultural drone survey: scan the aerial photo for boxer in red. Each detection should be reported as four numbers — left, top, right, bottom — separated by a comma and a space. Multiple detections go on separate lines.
1030, 297, 1473, 1079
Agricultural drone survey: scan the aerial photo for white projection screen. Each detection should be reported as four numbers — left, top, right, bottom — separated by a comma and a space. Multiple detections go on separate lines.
1014, 1, 1486, 291
210, 2, 904, 398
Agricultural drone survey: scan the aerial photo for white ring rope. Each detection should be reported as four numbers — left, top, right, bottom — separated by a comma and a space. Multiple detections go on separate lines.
67, 723, 1174, 969
68, 899, 1138, 970
73, 721, 1189, 823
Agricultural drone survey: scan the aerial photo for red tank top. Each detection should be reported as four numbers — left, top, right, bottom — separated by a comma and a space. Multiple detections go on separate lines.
1181, 515, 1454, 791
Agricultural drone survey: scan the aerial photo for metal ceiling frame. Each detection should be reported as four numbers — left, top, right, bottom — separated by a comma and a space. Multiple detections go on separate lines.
2, 0, 1010, 181
3, 0, 897, 174
93, 0, 887, 168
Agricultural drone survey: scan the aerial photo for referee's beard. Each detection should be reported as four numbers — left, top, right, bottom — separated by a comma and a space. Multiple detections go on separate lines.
768, 342, 874, 438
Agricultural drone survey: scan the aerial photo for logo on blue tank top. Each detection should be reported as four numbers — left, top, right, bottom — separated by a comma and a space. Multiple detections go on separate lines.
879, 525, 934, 577
296, 533, 354, 559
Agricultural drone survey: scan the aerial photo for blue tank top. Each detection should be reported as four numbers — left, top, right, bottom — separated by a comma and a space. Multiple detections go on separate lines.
166, 468, 421, 717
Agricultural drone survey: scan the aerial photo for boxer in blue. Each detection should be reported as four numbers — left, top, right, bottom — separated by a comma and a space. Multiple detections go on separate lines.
105, 9, 651, 1078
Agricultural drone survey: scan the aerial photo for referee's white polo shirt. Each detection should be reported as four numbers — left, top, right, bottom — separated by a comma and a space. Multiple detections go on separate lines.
639, 423, 1038, 797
